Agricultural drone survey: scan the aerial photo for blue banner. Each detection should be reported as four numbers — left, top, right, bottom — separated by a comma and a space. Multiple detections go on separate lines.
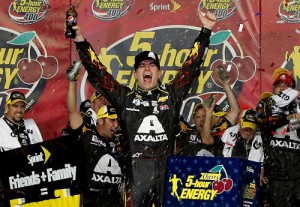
164, 156, 261, 207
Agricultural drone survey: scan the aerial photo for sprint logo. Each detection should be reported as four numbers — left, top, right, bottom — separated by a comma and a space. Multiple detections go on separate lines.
150, 0, 181, 13
27, 145, 51, 166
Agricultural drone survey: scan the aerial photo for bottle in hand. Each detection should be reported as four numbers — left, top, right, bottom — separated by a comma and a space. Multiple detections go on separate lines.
217, 65, 229, 83
65, 5, 77, 39
203, 94, 217, 108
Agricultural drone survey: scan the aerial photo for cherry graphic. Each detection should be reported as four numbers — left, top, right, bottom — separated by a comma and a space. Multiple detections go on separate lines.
212, 180, 225, 194
231, 56, 256, 81
40, 4, 51, 12
36, 55, 58, 79
222, 178, 233, 191
17, 58, 43, 84
210, 59, 239, 87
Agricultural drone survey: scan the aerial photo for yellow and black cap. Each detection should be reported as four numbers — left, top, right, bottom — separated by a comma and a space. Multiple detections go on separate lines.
240, 109, 257, 130
212, 105, 227, 117
91, 91, 102, 103
97, 105, 118, 119
6, 91, 27, 105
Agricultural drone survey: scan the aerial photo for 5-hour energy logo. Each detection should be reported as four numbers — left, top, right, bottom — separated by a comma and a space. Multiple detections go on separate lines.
168, 165, 233, 201
278, 0, 300, 23
8, 0, 51, 24
92, 0, 134, 21
198, 0, 237, 20
79, 27, 256, 127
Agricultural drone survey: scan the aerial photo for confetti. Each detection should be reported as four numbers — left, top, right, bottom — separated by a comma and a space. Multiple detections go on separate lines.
226, 64, 232, 72
296, 29, 300, 34
137, 9, 143, 14
238, 24, 244, 32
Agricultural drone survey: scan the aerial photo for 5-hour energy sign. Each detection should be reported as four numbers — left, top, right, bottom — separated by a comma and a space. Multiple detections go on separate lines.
80, 26, 256, 126
164, 156, 261, 207
168, 165, 233, 202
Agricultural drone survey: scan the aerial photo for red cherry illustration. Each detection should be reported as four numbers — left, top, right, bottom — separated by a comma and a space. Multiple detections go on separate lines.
17, 58, 43, 84
212, 180, 225, 194
36, 55, 58, 79
222, 178, 233, 191
210, 59, 239, 87
231, 56, 256, 81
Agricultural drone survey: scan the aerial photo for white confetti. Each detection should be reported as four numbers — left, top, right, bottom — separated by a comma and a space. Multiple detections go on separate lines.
238, 24, 244, 32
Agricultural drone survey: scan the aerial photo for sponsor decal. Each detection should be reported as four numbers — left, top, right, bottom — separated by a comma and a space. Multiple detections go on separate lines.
27, 145, 51, 166
149, 0, 181, 13
198, 0, 237, 21
168, 165, 233, 201
165, 156, 261, 206
8, 0, 51, 25
91, 0, 134, 21
278, 0, 300, 23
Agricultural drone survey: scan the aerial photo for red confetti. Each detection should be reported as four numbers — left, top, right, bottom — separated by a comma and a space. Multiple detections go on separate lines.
285, 0, 288, 6
137, 9, 143, 14
270, 62, 275, 67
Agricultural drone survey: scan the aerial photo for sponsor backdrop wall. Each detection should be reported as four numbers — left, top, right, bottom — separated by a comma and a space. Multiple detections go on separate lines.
0, 0, 299, 140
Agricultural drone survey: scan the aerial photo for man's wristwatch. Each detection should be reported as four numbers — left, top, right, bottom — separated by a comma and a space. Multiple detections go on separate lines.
201, 27, 212, 33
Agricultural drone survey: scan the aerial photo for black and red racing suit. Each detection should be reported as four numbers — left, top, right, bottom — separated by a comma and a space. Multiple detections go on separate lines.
75, 28, 212, 207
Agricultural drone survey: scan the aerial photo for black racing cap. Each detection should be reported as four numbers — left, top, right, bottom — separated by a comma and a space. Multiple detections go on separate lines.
134, 51, 160, 70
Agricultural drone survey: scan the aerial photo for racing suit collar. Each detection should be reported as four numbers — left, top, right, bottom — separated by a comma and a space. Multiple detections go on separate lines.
136, 84, 160, 95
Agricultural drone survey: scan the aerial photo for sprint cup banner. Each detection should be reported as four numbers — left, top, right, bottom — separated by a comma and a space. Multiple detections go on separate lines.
0, 136, 86, 207
164, 156, 261, 207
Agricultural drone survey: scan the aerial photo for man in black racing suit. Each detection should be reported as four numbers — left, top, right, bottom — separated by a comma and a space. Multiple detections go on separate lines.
70, 11, 217, 207
256, 68, 300, 207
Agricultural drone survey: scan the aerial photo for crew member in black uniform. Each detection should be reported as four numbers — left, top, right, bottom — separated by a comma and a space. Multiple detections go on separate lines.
256, 68, 300, 207
66, 63, 123, 207
68, 11, 217, 207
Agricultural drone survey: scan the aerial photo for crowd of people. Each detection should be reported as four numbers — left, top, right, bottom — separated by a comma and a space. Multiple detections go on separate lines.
0, 9, 300, 207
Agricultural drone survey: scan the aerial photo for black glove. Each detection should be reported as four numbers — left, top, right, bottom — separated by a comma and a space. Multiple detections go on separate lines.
66, 60, 82, 81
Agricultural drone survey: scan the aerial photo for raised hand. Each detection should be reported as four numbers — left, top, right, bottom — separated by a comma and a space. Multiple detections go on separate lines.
66, 60, 82, 81
198, 11, 217, 30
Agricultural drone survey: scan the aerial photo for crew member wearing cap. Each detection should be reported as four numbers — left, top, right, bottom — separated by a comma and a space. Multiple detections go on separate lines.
221, 109, 263, 162
70, 10, 217, 207
62, 62, 110, 135
83, 90, 110, 128
208, 105, 232, 155
66, 62, 123, 206
255, 67, 300, 207
0, 91, 43, 151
